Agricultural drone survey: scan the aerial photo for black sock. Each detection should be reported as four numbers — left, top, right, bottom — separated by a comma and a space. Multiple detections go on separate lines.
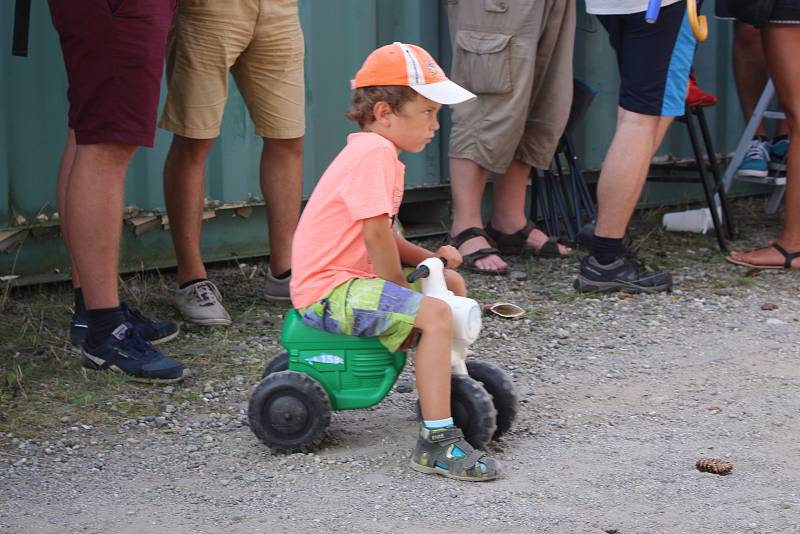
273, 269, 291, 280
86, 307, 126, 347
179, 278, 207, 290
74, 288, 86, 316
590, 235, 624, 265
773, 134, 789, 143
753, 135, 769, 142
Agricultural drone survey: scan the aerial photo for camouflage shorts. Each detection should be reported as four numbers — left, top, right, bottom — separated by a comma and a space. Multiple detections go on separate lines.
299, 275, 423, 352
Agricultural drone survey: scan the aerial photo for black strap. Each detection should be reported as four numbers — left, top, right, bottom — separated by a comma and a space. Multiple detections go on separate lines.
772, 243, 800, 269
449, 226, 495, 249
12, 0, 32, 57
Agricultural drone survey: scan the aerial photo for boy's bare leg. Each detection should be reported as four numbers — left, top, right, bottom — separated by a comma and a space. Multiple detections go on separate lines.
163, 135, 215, 285
594, 108, 662, 239
66, 142, 136, 309
444, 269, 466, 297
414, 297, 453, 421
260, 137, 304, 276
57, 128, 80, 289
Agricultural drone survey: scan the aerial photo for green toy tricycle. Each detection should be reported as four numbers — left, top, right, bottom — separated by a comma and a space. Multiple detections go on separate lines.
248, 258, 519, 453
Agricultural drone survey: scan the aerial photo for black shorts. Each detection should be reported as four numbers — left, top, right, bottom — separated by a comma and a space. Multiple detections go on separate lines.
715, 0, 734, 19
598, 1, 697, 117
769, 1, 800, 24
716, 0, 800, 24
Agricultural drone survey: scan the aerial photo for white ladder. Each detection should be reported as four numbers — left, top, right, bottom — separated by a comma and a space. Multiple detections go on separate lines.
722, 79, 787, 214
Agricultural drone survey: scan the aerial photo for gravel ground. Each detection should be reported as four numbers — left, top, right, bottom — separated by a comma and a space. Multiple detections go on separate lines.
1, 202, 799, 534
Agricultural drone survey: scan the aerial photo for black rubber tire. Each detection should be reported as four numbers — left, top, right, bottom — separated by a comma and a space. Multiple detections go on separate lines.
466, 360, 518, 439
261, 350, 289, 379
450, 374, 497, 450
248, 370, 331, 453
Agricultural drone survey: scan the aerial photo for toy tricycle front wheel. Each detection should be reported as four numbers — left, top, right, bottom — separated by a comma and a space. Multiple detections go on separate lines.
261, 350, 289, 378
466, 360, 518, 439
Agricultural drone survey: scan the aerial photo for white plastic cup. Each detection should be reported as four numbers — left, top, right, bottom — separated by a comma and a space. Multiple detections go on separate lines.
662, 208, 714, 234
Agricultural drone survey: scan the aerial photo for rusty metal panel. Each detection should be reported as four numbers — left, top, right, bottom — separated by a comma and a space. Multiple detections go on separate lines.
0, 0, 759, 283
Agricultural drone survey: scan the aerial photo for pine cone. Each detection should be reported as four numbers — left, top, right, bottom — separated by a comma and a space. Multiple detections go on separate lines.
695, 458, 732, 475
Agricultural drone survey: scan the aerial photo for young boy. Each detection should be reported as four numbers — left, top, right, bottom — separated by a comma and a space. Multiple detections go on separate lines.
290, 43, 500, 481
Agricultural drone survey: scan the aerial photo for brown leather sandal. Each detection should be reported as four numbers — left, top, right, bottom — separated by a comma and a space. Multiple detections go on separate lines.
449, 227, 509, 275
485, 221, 570, 259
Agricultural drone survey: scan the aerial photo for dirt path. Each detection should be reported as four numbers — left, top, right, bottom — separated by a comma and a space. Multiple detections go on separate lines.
2, 205, 799, 533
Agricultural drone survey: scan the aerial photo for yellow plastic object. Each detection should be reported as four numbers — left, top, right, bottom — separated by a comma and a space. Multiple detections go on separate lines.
687, 0, 708, 41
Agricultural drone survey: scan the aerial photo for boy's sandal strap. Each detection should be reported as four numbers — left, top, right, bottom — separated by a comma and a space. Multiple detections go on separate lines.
772, 243, 800, 269
427, 426, 468, 445
448, 449, 486, 472
450, 227, 496, 249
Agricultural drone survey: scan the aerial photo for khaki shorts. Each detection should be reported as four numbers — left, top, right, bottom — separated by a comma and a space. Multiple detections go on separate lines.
447, 0, 575, 173
159, 0, 305, 139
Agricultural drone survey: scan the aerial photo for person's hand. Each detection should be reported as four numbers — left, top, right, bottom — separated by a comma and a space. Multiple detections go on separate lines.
434, 245, 462, 269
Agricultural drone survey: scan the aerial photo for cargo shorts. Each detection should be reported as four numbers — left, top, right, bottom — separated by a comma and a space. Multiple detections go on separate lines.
159, 0, 306, 139
447, 0, 576, 173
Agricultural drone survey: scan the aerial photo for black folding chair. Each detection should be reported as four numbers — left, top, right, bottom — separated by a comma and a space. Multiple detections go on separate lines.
529, 79, 598, 246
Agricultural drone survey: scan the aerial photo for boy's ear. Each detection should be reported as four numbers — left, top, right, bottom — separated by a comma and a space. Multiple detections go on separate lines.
372, 101, 394, 125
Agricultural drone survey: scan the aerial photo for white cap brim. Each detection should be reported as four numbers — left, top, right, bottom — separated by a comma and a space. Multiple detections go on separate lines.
410, 80, 476, 105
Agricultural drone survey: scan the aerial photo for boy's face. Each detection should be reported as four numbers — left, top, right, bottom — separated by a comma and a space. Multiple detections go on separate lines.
385, 95, 442, 153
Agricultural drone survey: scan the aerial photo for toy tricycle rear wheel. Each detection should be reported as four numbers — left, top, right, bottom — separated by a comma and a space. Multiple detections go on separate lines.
248, 370, 331, 453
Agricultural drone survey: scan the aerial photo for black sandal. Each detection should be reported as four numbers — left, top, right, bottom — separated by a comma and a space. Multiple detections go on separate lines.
726, 242, 800, 270
449, 227, 509, 276
486, 221, 570, 259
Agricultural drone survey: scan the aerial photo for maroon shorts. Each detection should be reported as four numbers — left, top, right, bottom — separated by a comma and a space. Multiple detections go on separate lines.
48, 0, 176, 147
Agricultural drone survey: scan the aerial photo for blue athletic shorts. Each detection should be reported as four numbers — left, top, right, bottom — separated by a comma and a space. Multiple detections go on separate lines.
597, 1, 697, 117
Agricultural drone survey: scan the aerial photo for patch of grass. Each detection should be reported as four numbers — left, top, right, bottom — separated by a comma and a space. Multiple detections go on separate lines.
0, 270, 281, 439
549, 290, 601, 303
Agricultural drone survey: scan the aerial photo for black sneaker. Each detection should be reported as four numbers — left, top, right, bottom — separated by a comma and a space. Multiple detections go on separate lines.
81, 323, 189, 383
120, 303, 180, 344
574, 254, 672, 294
70, 304, 179, 348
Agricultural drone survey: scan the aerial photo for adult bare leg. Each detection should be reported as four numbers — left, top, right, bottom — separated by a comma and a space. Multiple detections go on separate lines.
260, 136, 304, 276
733, 22, 772, 136
57, 128, 80, 289
449, 157, 507, 272
729, 25, 800, 268
66, 142, 136, 310
163, 135, 216, 286
594, 108, 661, 238
490, 159, 571, 255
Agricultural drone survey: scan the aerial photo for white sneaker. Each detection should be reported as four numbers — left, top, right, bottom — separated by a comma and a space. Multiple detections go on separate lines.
265, 269, 291, 302
173, 280, 232, 326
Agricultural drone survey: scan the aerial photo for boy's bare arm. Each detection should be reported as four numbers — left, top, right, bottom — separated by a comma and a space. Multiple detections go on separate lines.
363, 215, 406, 287
395, 233, 463, 269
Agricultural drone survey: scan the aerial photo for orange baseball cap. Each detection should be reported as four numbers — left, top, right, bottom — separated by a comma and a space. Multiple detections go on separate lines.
351, 42, 476, 105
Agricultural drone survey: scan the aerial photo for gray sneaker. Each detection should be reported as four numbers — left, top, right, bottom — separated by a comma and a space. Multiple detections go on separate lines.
173, 280, 232, 326
265, 268, 291, 302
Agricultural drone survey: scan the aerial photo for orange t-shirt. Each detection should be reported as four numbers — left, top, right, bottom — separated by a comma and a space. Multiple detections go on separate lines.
290, 132, 405, 308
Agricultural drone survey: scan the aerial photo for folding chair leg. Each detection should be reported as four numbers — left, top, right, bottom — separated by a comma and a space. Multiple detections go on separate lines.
696, 107, 735, 241
685, 107, 728, 252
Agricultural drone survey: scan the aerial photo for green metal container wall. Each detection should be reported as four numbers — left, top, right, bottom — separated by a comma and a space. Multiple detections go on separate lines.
1, 1, 758, 282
